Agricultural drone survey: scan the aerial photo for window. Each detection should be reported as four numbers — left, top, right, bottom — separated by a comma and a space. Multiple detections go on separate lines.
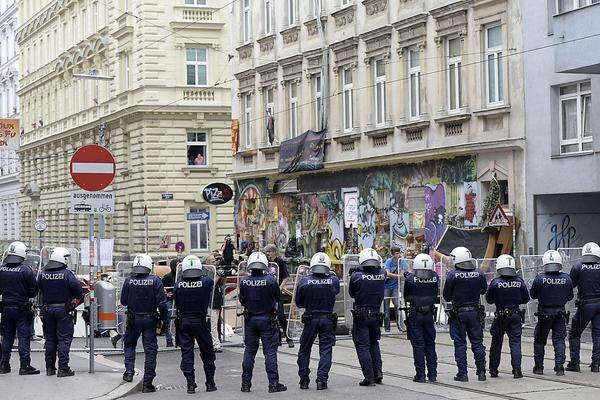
288, 0, 297, 25
186, 47, 207, 86
447, 37, 462, 112
559, 81, 592, 154
243, 94, 253, 148
314, 74, 322, 130
187, 132, 208, 166
341, 0, 351, 6
311, 0, 322, 17
288, 82, 298, 138
485, 24, 504, 105
557, 0, 600, 13
120, 53, 130, 90
408, 49, 421, 119
185, 0, 207, 4
374, 59, 386, 126
243, 0, 252, 42
264, 0, 273, 34
342, 68, 353, 132
264, 87, 274, 142
189, 208, 209, 251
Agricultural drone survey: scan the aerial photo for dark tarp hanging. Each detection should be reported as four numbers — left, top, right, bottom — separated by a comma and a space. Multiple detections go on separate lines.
436, 226, 489, 259
278, 129, 326, 173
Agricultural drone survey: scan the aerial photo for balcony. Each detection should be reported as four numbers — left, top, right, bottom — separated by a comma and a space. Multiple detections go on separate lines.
171, 6, 224, 30
553, 3, 600, 74
178, 86, 230, 107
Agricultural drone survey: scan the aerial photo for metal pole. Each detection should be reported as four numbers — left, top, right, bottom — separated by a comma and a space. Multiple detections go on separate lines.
88, 214, 95, 373
317, 4, 328, 132
512, 203, 517, 258
144, 205, 149, 253
98, 123, 106, 273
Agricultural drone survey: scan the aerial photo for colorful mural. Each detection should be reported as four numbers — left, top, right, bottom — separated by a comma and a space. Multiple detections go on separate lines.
234, 156, 477, 263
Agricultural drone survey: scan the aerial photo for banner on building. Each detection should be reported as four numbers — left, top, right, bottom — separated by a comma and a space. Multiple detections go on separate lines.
436, 226, 489, 259
278, 129, 325, 173
344, 191, 359, 229
0, 119, 19, 150
231, 119, 239, 154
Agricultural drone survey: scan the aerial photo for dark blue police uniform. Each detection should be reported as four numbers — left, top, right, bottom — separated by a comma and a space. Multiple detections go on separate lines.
349, 268, 386, 384
443, 268, 487, 379
530, 272, 573, 370
38, 267, 83, 372
173, 274, 216, 389
121, 274, 167, 385
239, 272, 281, 388
569, 260, 600, 369
295, 272, 340, 386
404, 272, 439, 381
486, 276, 530, 375
0, 261, 38, 371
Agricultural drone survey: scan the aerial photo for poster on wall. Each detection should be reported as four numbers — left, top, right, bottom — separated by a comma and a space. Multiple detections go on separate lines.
463, 181, 480, 227
278, 129, 325, 173
344, 191, 359, 228
0, 119, 19, 150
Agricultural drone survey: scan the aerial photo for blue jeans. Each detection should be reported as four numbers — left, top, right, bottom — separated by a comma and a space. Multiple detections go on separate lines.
383, 286, 400, 331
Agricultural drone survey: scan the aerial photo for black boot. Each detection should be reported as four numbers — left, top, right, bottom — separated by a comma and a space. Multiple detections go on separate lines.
428, 376, 437, 383
533, 364, 544, 375
268, 383, 287, 393
359, 379, 375, 386
555, 364, 565, 376
477, 368, 487, 381
57, 367, 75, 378
111, 334, 122, 348
513, 368, 523, 379
123, 371, 134, 382
46, 367, 56, 376
374, 371, 383, 384
19, 365, 40, 375
454, 374, 468, 382
0, 363, 10, 374
286, 338, 295, 348
206, 380, 217, 392
413, 375, 426, 383
591, 363, 600, 373
142, 381, 156, 393
566, 361, 580, 372
166, 339, 174, 348
241, 382, 251, 392
316, 381, 328, 390
185, 374, 197, 394
299, 378, 310, 390
489, 370, 499, 378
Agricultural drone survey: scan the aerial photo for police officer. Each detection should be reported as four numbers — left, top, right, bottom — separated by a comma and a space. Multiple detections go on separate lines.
239, 251, 287, 393
173, 255, 217, 394
0, 241, 39, 375
38, 247, 83, 377
486, 255, 530, 379
530, 250, 573, 376
404, 253, 439, 383
567, 242, 600, 373
443, 246, 487, 382
121, 254, 168, 393
296, 252, 340, 390
349, 248, 386, 387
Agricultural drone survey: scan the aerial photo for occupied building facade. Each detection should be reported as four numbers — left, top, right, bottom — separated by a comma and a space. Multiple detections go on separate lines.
523, 0, 600, 253
230, 0, 526, 263
17, 0, 233, 258
0, 0, 20, 249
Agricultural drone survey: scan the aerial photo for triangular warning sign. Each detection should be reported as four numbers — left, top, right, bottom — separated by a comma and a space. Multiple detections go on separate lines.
488, 204, 511, 227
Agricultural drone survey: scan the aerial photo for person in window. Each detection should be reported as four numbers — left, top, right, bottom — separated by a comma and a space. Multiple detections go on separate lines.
264, 244, 294, 348
194, 153, 205, 166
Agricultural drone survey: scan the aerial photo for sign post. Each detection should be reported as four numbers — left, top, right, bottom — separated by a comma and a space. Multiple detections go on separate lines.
69, 144, 115, 374
34, 218, 47, 251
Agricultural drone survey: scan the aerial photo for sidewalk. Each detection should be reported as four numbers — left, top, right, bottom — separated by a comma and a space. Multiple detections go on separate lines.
0, 340, 141, 400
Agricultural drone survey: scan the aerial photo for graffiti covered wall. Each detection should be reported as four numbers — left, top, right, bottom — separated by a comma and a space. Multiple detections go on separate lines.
235, 156, 477, 262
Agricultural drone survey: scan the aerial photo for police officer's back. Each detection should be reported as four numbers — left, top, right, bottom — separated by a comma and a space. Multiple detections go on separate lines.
530, 250, 573, 376
38, 247, 83, 377
567, 242, 600, 372
0, 241, 39, 375
404, 253, 439, 383
485, 255, 530, 379
239, 251, 286, 393
349, 248, 386, 387
120, 254, 167, 393
443, 246, 487, 382
295, 252, 340, 390
173, 255, 216, 394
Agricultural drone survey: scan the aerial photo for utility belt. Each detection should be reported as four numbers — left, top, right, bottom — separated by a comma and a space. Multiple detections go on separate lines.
448, 303, 485, 329
301, 312, 338, 329
495, 307, 525, 323
238, 309, 277, 322
575, 297, 600, 307
126, 311, 159, 327
409, 305, 436, 315
352, 308, 383, 324
535, 306, 569, 321
2, 301, 33, 312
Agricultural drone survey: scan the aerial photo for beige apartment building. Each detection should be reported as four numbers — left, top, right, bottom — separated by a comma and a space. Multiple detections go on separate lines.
231, 0, 525, 262
16, 0, 233, 258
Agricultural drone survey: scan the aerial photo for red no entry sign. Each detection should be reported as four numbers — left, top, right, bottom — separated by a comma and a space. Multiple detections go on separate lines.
69, 145, 115, 191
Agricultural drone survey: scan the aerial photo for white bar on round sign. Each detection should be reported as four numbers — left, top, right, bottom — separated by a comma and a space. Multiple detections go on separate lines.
72, 162, 114, 174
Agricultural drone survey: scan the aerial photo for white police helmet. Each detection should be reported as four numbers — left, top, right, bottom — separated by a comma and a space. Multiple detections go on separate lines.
45, 247, 71, 270
248, 251, 269, 271
181, 255, 203, 278
358, 248, 381, 269
4, 241, 27, 264
496, 254, 517, 277
582, 242, 600, 264
450, 247, 476, 270
132, 254, 153, 274
542, 250, 563, 273
310, 252, 331, 274
413, 253, 435, 280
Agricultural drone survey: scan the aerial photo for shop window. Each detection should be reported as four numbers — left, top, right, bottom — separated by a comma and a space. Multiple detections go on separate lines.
189, 207, 209, 251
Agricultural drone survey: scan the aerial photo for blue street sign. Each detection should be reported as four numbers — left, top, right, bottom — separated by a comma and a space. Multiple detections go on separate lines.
161, 194, 174, 200
187, 211, 210, 221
